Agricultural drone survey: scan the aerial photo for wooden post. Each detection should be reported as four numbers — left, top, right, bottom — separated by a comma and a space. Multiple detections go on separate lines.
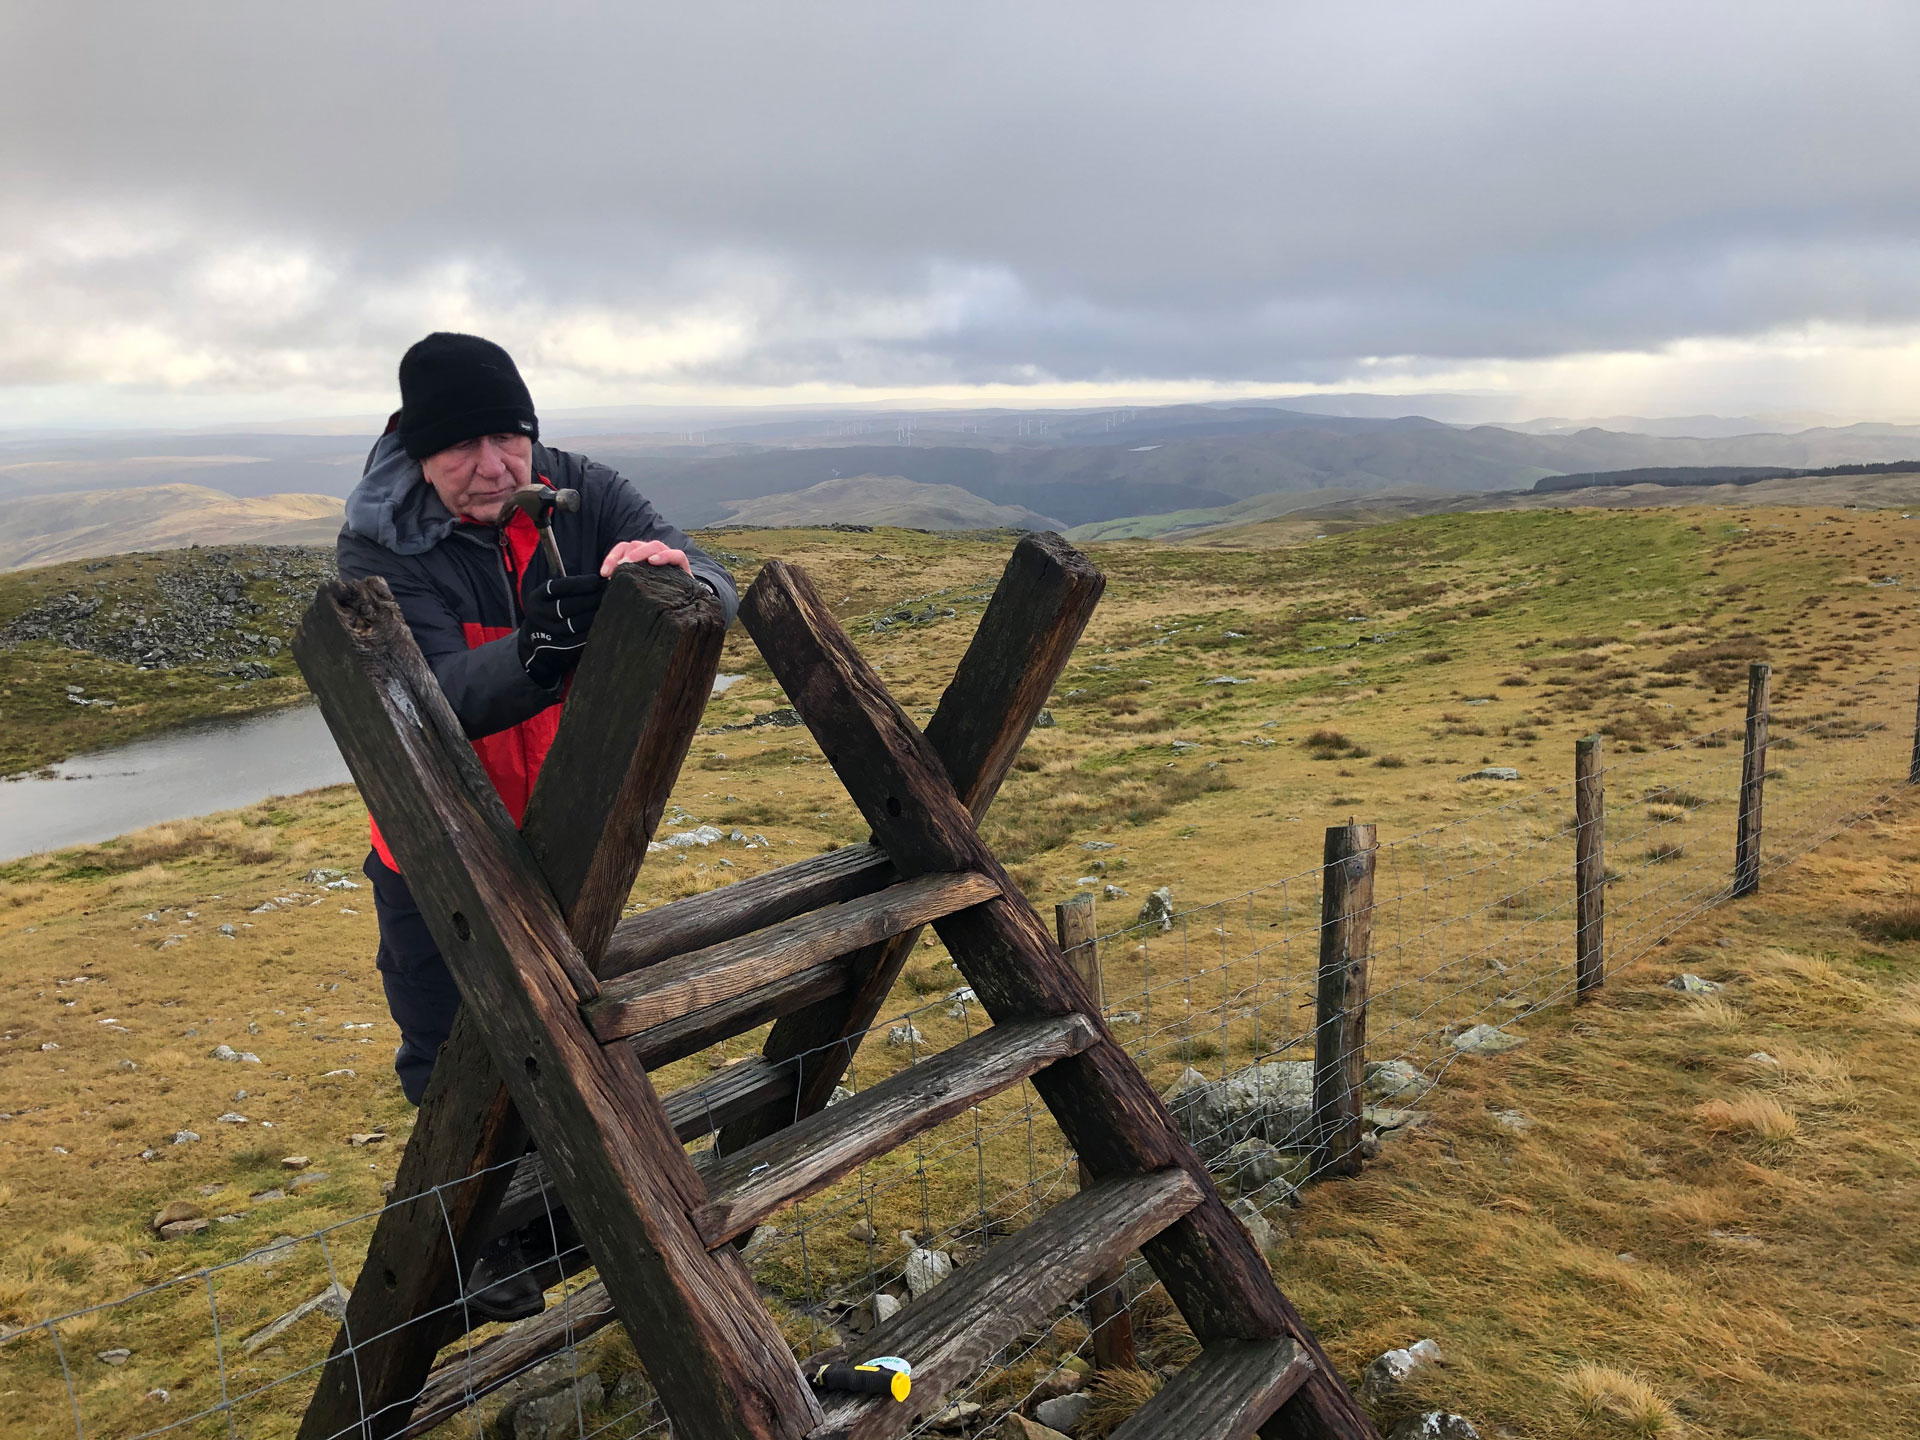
1311, 825, 1375, 1181
1056, 895, 1135, 1371
1909, 680, 1920, 785
1733, 662, 1771, 898
1574, 736, 1606, 997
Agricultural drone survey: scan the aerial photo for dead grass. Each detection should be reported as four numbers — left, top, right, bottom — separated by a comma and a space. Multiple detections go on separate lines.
1698, 1091, 1799, 1141
1562, 1364, 1685, 1435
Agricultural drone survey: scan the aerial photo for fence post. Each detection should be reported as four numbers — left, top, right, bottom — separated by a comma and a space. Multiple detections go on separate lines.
1311, 824, 1376, 1180
1054, 895, 1134, 1370
1733, 661, 1771, 898
1574, 735, 1606, 997
1909, 679, 1920, 785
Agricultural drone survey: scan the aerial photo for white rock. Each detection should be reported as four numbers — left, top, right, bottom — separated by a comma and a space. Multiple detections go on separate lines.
1668, 973, 1721, 994
1362, 1338, 1445, 1400
1451, 1024, 1524, 1055
904, 1247, 953, 1298
1137, 886, 1176, 931
1034, 1393, 1093, 1433
1385, 1413, 1479, 1440
886, 1025, 925, 1049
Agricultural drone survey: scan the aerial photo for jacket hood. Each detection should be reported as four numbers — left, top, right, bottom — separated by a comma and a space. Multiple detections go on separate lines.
342, 430, 460, 557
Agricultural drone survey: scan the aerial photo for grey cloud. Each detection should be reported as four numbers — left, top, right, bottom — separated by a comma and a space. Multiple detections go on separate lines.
4, 1, 1920, 403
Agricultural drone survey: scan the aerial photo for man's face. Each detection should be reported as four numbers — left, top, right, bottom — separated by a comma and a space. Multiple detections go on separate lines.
419, 433, 533, 524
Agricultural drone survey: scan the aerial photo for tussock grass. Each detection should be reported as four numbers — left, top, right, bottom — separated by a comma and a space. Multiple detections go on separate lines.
1644, 841, 1687, 864
1681, 995, 1741, 1031
1081, 1369, 1164, 1440
1698, 1091, 1799, 1141
1562, 1364, 1685, 1436
1856, 892, 1920, 942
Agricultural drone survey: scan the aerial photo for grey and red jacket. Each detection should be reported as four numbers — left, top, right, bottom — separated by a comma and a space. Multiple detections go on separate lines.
338, 428, 739, 868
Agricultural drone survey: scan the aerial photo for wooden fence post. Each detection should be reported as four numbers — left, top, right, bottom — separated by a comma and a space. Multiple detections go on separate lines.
1311, 825, 1376, 1180
1733, 662, 1771, 898
1574, 736, 1606, 997
1909, 679, 1920, 785
1055, 895, 1136, 1371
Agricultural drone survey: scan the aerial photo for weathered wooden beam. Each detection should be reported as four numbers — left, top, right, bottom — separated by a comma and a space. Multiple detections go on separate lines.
586, 871, 1000, 1044
489, 1056, 796, 1243
741, 560, 1379, 1440
694, 1013, 1099, 1247
294, 578, 819, 1440
1105, 1340, 1312, 1440
805, 1171, 1203, 1440
402, 1282, 619, 1440
720, 534, 1104, 1153
523, 563, 727, 969
601, 846, 896, 981
1310, 825, 1374, 1182
1057, 896, 1135, 1371
1574, 735, 1606, 996
1733, 661, 1771, 898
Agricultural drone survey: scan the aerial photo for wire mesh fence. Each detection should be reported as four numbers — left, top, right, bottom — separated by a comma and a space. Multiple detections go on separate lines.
5, 668, 1914, 1440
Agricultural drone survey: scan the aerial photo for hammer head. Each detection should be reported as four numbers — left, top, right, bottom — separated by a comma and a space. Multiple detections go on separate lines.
502, 484, 581, 529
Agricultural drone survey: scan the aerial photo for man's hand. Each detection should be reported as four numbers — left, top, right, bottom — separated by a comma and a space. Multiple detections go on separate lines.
518, 574, 608, 689
600, 539, 691, 577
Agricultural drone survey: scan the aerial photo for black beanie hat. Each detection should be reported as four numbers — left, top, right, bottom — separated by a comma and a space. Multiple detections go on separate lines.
397, 333, 539, 460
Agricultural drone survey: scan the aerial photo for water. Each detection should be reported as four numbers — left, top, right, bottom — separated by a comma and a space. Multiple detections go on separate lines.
0, 704, 350, 860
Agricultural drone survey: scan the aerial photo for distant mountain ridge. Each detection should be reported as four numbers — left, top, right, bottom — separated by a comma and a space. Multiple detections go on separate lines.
717, 475, 1061, 531
1, 486, 342, 570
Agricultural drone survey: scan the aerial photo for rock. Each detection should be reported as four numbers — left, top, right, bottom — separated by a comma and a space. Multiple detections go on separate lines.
1081, 841, 1114, 851
217, 1112, 248, 1124
886, 1025, 925, 1048
513, 1372, 605, 1440
210, 1043, 255, 1064
348, 1131, 386, 1146
97, 1348, 131, 1365
1230, 1196, 1276, 1251
116, 1059, 138, 1073
1451, 1025, 1524, 1055
1747, 1051, 1779, 1067
145, 1389, 169, 1404
846, 1292, 902, 1334
931, 1401, 982, 1430
1361, 1338, 1444, 1400
1222, 1138, 1291, 1197
1385, 1413, 1480, 1440
849, 1220, 876, 1244
240, 1236, 305, 1268
1365, 1059, 1428, 1102
289, 1171, 330, 1189
159, 1218, 210, 1240
994, 1416, 1072, 1440
241, 1282, 351, 1353
829, 1085, 854, 1105
1492, 1109, 1532, 1132
1460, 767, 1520, 782
653, 824, 726, 851
1034, 1392, 1092, 1432
1033, 709, 1056, 728
251, 1189, 286, 1202
1668, 973, 1721, 994
1102, 884, 1128, 900
1164, 1059, 1315, 1159
1029, 1368, 1084, 1403
610, 1368, 652, 1415
1108, 1010, 1143, 1025
172, 1130, 200, 1144
1138, 887, 1176, 932
904, 1247, 954, 1298
152, 1201, 203, 1232
280, 1155, 310, 1170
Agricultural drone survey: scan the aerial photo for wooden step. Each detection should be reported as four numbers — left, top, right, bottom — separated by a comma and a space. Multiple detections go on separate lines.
585, 870, 1000, 1044
1106, 1339, 1314, 1440
488, 1055, 796, 1242
806, 1168, 1203, 1440
693, 1014, 1100, 1247
403, 1282, 617, 1440
601, 844, 895, 980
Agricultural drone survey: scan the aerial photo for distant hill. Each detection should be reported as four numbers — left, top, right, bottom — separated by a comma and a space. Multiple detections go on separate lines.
1, 485, 343, 570
717, 475, 1062, 531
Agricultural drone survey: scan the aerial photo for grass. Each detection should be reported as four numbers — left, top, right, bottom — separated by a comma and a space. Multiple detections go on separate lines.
2, 502, 1919, 1437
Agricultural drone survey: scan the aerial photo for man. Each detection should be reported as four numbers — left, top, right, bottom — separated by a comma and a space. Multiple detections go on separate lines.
338, 332, 738, 1318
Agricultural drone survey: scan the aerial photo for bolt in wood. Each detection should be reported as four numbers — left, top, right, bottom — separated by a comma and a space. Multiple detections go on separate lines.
1311, 824, 1376, 1181
1574, 736, 1606, 997
1733, 662, 1771, 898
1055, 895, 1135, 1371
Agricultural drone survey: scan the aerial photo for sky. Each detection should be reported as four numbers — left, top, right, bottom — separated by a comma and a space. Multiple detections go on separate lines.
5, 2, 1920, 429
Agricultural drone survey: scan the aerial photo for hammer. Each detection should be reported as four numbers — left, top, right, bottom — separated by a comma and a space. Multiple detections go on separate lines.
502, 485, 581, 576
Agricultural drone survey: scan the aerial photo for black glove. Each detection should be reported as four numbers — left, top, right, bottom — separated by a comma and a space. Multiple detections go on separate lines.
518, 574, 607, 689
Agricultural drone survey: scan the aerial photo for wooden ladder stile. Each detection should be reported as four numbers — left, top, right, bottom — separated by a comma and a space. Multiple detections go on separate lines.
291, 535, 1381, 1440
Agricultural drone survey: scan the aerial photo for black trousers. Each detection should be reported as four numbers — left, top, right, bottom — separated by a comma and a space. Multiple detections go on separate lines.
365, 850, 462, 1105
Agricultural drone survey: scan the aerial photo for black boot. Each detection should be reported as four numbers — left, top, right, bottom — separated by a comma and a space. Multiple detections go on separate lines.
465, 1230, 546, 1323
